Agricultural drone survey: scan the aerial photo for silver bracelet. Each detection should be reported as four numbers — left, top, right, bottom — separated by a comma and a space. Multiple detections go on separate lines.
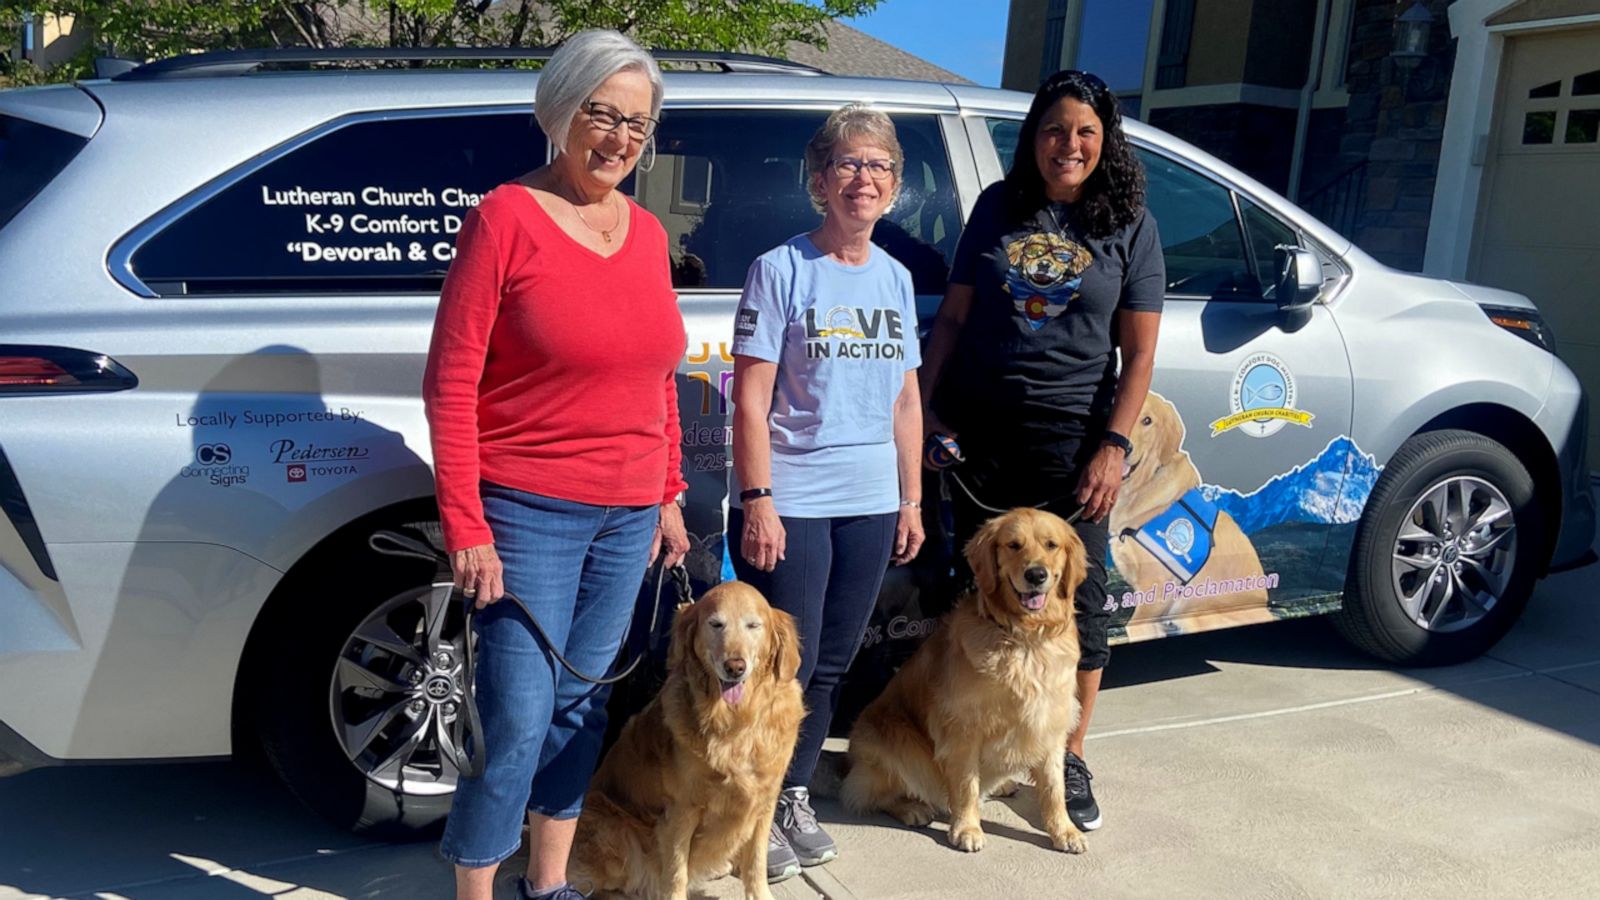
900, 498, 922, 509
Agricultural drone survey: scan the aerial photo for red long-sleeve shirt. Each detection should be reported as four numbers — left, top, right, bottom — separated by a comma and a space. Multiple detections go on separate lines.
423, 184, 687, 552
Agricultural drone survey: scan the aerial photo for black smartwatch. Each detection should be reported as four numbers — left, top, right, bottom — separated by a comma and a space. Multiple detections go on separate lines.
739, 487, 773, 503
1100, 430, 1133, 458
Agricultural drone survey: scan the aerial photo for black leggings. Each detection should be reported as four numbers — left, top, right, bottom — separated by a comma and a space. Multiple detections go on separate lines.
727, 508, 898, 789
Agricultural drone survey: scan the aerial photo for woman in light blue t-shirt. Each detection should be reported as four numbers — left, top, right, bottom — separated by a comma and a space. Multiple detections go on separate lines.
727, 104, 924, 882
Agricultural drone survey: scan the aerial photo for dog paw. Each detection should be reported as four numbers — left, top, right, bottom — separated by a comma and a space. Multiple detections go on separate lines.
1050, 829, 1088, 854
947, 824, 986, 852
891, 799, 937, 828
988, 779, 1020, 799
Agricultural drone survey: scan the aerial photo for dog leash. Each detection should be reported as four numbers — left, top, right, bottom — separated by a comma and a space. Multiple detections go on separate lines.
944, 468, 1087, 525
368, 529, 693, 778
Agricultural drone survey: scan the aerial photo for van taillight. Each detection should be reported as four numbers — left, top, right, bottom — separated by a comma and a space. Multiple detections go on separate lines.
0, 346, 138, 394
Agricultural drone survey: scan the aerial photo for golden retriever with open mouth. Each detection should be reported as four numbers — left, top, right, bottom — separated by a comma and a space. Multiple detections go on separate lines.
841, 507, 1089, 854
571, 581, 804, 900
1112, 392, 1268, 635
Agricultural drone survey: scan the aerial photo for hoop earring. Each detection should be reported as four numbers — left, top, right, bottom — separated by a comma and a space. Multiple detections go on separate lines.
638, 136, 657, 173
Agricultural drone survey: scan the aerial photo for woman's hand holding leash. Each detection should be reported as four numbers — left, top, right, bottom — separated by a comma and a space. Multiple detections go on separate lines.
452, 543, 505, 609
741, 497, 786, 572
1076, 444, 1125, 523
653, 503, 690, 568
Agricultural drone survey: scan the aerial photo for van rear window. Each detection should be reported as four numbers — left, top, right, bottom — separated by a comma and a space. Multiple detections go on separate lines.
0, 115, 89, 231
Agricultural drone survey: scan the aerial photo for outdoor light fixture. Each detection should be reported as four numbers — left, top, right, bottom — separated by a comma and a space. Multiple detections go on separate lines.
1393, 1, 1434, 60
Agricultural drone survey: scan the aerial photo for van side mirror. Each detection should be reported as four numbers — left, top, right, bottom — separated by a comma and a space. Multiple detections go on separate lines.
1273, 245, 1322, 312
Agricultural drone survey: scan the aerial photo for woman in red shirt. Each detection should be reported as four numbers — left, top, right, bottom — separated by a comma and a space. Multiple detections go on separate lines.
423, 29, 689, 900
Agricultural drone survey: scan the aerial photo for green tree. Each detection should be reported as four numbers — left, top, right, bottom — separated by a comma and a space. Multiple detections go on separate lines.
0, 0, 883, 85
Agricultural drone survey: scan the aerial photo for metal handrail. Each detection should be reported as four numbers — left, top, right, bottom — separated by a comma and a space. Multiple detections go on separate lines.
112, 47, 824, 81
1302, 159, 1367, 240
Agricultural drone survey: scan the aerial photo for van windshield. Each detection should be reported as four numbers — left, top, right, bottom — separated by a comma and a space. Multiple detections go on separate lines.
0, 114, 88, 231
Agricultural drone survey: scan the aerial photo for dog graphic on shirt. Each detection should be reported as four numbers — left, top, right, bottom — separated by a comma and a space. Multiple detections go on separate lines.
1002, 231, 1093, 330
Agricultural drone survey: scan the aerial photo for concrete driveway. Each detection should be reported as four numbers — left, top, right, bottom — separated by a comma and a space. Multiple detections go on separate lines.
5, 542, 1599, 899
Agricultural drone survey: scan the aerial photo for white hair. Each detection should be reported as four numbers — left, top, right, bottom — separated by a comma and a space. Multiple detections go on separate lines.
535, 29, 664, 154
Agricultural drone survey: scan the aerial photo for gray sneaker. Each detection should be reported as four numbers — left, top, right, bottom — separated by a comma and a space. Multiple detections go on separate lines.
776, 786, 838, 866
767, 817, 802, 883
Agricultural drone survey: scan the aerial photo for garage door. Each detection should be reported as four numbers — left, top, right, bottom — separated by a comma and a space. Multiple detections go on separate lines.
1472, 25, 1600, 469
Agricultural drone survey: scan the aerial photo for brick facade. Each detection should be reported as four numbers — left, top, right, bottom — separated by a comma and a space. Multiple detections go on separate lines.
1338, 0, 1456, 271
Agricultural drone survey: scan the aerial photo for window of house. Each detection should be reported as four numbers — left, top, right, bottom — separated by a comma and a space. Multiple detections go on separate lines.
1076, 0, 1156, 98
635, 109, 956, 296
126, 111, 546, 295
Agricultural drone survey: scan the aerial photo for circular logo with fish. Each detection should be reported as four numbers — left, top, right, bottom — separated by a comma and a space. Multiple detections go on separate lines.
1213, 353, 1313, 438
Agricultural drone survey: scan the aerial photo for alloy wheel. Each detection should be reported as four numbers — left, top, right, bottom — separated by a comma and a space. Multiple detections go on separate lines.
1390, 476, 1517, 633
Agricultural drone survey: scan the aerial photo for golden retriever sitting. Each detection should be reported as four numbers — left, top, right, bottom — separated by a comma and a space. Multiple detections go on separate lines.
571, 581, 804, 900
1112, 392, 1269, 634
842, 508, 1089, 855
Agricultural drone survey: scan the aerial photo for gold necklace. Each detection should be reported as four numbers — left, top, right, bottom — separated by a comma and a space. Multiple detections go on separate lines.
571, 191, 621, 243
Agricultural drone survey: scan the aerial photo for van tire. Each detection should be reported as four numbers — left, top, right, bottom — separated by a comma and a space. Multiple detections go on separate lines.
1335, 430, 1541, 666
240, 523, 452, 840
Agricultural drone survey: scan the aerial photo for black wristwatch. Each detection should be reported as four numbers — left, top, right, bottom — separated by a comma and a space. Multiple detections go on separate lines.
1101, 430, 1133, 458
739, 487, 773, 503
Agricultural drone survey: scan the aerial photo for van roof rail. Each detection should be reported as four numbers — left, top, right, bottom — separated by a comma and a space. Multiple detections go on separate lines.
112, 47, 824, 81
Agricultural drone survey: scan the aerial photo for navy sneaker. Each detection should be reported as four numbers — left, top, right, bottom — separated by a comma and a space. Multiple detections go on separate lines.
776, 786, 838, 866
1064, 751, 1102, 831
768, 816, 803, 883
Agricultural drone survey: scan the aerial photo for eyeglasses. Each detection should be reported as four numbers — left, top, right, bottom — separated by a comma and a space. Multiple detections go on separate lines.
584, 100, 659, 140
1045, 69, 1111, 97
829, 157, 896, 180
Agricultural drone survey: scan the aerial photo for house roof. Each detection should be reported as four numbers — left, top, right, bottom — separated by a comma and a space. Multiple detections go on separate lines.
784, 21, 972, 84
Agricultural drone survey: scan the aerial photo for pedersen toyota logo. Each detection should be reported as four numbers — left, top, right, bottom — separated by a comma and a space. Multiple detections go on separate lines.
195, 443, 231, 465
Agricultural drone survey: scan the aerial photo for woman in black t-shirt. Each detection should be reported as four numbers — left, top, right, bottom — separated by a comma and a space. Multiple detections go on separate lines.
919, 69, 1165, 836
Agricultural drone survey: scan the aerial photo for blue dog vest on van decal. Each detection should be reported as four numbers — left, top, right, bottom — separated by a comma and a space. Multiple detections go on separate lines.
1122, 488, 1218, 584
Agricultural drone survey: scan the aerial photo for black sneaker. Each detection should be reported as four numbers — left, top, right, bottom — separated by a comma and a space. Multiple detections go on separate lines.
767, 816, 802, 883
776, 786, 838, 866
519, 879, 588, 900
1064, 751, 1102, 831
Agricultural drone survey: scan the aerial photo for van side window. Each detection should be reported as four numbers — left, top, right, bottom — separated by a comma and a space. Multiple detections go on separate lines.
636, 109, 955, 295
1138, 150, 1259, 300
1238, 196, 1301, 300
985, 117, 1022, 174
126, 112, 547, 296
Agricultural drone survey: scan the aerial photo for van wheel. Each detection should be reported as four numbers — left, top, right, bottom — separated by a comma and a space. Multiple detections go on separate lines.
1335, 430, 1542, 666
242, 522, 464, 840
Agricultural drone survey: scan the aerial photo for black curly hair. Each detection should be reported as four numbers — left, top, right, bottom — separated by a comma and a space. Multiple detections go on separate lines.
1005, 69, 1147, 238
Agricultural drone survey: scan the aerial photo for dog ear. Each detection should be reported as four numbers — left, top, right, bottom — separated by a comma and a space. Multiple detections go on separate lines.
1056, 528, 1089, 608
965, 514, 1004, 601
666, 600, 700, 675
768, 608, 802, 683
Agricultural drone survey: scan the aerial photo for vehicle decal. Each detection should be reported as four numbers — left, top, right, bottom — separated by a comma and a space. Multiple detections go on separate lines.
1210, 352, 1314, 438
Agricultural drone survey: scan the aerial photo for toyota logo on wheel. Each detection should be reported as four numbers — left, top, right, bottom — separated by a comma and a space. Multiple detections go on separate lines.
424, 676, 453, 701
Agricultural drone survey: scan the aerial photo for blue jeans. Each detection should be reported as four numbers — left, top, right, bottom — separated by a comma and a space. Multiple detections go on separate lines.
727, 509, 897, 790
439, 484, 659, 869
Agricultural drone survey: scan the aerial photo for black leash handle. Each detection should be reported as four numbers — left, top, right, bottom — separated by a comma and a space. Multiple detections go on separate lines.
367, 529, 693, 779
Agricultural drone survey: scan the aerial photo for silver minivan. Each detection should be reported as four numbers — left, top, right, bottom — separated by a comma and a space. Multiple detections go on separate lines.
1, 49, 1591, 837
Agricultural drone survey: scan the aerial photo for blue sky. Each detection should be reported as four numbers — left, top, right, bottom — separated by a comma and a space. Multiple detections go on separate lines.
845, 0, 1010, 87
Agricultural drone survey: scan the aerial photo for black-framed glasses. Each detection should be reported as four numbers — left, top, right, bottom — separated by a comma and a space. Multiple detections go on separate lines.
1045, 69, 1111, 96
584, 100, 659, 140
829, 157, 896, 180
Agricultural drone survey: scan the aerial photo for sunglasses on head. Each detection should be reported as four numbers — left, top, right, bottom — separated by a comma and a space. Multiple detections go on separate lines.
1043, 69, 1111, 99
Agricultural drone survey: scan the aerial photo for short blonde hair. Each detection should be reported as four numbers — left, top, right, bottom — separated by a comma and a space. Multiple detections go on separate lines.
804, 104, 904, 214
535, 29, 664, 154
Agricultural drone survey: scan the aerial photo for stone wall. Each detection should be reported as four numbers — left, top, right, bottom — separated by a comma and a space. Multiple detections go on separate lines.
1148, 103, 1301, 191
1339, 0, 1456, 271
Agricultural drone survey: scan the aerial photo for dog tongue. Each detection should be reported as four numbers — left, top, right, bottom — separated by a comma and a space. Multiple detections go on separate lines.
1022, 592, 1047, 611
721, 681, 746, 706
